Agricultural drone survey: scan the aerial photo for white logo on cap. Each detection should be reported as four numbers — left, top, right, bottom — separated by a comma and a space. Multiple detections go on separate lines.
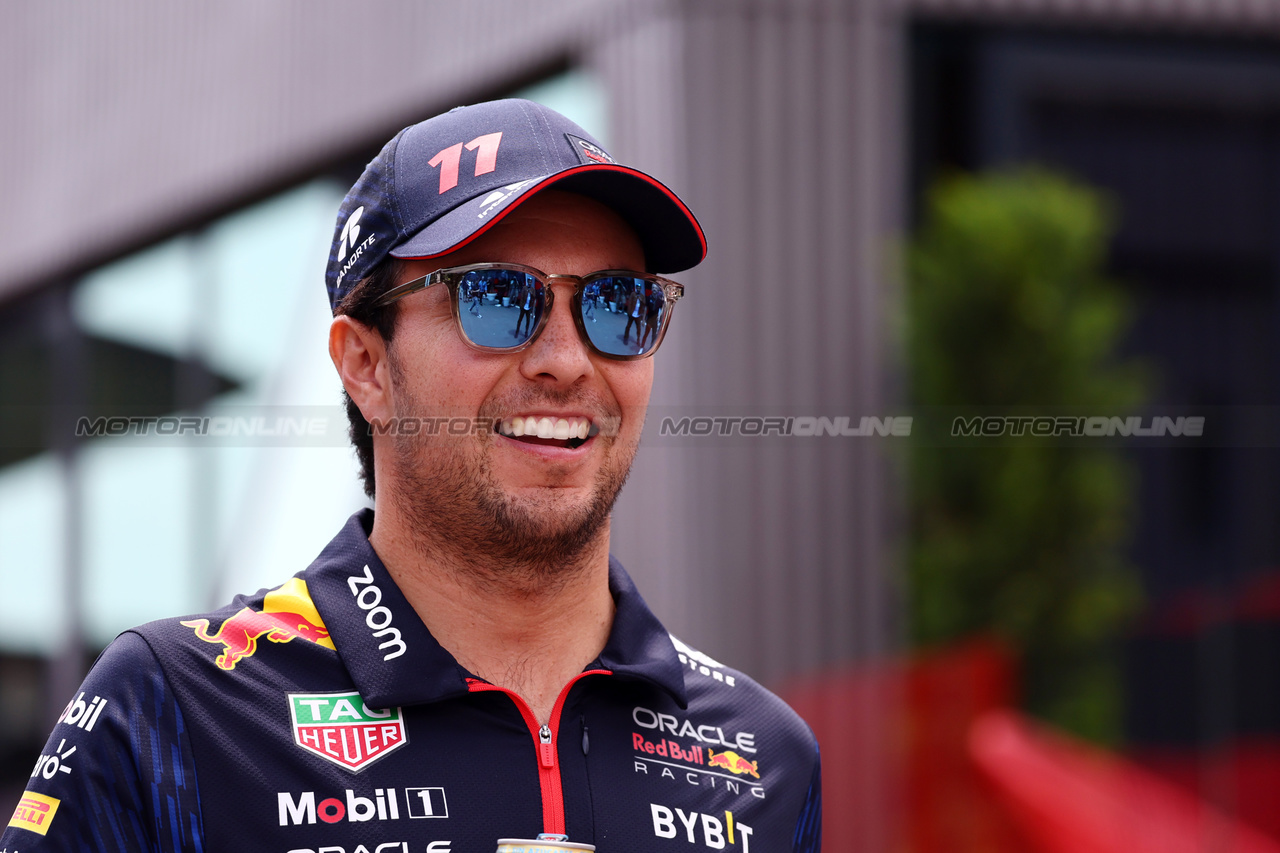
337, 207, 364, 262
478, 180, 536, 220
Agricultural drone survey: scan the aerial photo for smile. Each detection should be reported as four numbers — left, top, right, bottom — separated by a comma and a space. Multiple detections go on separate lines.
496, 415, 598, 449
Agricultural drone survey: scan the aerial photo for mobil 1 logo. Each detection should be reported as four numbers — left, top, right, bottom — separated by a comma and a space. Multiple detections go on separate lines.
58, 692, 108, 732
277, 787, 448, 825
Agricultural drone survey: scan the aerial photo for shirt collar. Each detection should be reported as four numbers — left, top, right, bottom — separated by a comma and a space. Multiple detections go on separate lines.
306, 510, 688, 710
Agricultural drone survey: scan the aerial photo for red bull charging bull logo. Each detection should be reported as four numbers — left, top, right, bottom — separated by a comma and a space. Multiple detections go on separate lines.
707, 750, 760, 779
181, 578, 335, 670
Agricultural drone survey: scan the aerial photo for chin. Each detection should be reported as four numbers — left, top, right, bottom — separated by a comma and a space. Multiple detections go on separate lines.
495, 486, 609, 536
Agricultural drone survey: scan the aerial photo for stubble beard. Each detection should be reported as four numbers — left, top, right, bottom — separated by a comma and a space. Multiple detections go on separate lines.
383, 366, 640, 595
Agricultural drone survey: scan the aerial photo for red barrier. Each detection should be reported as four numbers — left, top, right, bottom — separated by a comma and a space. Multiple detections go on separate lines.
1133, 741, 1280, 843
970, 710, 1280, 853
781, 639, 1025, 853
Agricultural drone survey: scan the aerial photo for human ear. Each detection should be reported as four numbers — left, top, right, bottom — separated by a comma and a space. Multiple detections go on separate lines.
329, 315, 393, 424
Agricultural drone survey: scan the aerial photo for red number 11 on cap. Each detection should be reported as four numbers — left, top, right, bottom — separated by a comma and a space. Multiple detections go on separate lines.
429, 132, 504, 194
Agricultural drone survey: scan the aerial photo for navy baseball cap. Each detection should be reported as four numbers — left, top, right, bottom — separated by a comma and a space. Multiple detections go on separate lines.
326, 98, 707, 311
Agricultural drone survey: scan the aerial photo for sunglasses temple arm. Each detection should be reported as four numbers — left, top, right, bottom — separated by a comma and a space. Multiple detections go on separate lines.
376, 272, 442, 307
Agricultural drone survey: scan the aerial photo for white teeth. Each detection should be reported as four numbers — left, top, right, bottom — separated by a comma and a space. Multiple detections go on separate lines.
502, 415, 594, 441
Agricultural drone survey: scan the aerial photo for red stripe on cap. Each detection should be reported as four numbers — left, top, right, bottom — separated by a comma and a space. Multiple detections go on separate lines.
393, 164, 707, 268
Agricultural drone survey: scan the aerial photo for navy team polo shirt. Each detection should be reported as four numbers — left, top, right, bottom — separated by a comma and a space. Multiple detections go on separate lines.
4, 510, 822, 853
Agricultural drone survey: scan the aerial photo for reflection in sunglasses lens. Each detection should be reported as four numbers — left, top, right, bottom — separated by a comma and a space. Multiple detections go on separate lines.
583, 277, 665, 357
453, 268, 666, 356
458, 270, 543, 348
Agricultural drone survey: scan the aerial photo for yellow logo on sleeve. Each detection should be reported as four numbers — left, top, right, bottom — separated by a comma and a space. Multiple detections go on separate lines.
9, 791, 60, 835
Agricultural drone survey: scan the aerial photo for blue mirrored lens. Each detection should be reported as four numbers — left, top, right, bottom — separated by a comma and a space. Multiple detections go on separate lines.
457, 270, 543, 348
583, 277, 667, 356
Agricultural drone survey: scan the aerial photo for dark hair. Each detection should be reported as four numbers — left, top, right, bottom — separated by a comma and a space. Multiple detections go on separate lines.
334, 257, 403, 499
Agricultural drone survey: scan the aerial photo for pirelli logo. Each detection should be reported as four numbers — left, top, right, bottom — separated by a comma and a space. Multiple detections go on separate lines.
9, 791, 60, 836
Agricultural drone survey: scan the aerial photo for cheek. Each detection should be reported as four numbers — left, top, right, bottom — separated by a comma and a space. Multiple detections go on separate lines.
609, 361, 655, 416
390, 325, 500, 415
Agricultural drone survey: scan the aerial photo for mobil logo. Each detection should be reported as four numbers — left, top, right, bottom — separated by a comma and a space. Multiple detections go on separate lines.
278, 788, 448, 826
279, 789, 401, 826
289, 691, 407, 771
58, 692, 108, 731
182, 577, 334, 670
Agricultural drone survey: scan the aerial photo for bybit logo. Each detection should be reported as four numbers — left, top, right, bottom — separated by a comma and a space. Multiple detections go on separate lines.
651, 804, 754, 850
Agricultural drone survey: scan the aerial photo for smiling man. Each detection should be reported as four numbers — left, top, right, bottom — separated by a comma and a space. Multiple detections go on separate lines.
5, 100, 821, 853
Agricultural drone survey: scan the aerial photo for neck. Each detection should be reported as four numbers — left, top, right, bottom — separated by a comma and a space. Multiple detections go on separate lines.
368, 505, 616, 725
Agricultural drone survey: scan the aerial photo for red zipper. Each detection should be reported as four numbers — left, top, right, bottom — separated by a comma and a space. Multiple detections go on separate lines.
467, 669, 611, 836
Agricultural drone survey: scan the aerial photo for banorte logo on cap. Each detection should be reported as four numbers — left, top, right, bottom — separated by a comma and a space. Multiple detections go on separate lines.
337, 206, 364, 261
334, 205, 377, 291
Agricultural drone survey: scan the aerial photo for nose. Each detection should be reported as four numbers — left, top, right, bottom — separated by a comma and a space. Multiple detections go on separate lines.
517, 281, 593, 386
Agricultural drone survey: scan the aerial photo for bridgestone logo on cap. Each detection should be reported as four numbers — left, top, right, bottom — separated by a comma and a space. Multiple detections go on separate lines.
289, 691, 408, 772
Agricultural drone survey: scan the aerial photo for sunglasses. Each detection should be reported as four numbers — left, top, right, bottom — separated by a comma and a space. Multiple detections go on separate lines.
375, 263, 685, 360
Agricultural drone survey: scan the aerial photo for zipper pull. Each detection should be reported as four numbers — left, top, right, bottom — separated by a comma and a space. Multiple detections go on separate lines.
581, 720, 590, 756
539, 724, 556, 768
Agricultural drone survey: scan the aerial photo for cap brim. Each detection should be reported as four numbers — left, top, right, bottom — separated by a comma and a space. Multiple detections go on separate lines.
388, 164, 706, 274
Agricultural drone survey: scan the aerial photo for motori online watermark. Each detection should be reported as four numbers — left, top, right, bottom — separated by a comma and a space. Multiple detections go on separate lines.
658, 415, 913, 437
367, 416, 622, 437
55, 409, 1231, 447
76, 415, 332, 438
72, 413, 626, 441
950, 415, 1204, 438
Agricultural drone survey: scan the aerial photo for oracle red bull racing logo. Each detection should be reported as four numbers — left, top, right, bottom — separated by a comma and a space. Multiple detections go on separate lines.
181, 577, 335, 670
632, 706, 765, 799
290, 691, 408, 772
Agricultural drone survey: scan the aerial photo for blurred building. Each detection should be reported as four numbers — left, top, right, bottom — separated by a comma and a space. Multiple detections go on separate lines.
2, 0, 1279, 849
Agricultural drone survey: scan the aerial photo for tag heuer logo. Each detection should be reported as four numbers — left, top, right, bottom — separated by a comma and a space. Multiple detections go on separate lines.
288, 692, 407, 772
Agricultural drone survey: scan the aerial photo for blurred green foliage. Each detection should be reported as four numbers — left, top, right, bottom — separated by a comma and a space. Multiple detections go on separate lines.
905, 169, 1148, 744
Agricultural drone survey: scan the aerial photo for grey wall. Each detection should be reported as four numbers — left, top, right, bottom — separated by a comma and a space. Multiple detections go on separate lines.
601, 0, 907, 687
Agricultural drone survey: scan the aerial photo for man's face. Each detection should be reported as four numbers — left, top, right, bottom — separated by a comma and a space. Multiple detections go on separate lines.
377, 190, 653, 571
